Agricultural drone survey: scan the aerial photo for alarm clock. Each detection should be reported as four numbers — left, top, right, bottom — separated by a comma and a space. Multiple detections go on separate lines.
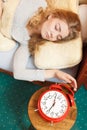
37, 83, 74, 123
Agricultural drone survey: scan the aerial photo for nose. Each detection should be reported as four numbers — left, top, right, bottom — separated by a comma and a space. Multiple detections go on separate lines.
50, 32, 53, 38
50, 31, 59, 39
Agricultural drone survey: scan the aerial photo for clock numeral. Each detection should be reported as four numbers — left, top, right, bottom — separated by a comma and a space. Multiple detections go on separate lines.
60, 99, 66, 103
43, 106, 47, 110
41, 101, 46, 105
43, 96, 48, 100
55, 112, 59, 117
53, 92, 57, 97
50, 112, 54, 117
46, 110, 50, 114
57, 95, 62, 100
61, 104, 67, 109
59, 109, 65, 114
48, 94, 52, 99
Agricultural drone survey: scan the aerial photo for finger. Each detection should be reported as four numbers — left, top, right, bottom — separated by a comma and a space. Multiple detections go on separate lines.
63, 79, 77, 91
69, 79, 77, 91
64, 75, 77, 91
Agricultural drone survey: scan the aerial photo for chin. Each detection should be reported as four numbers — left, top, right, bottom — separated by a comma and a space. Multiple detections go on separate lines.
42, 34, 46, 40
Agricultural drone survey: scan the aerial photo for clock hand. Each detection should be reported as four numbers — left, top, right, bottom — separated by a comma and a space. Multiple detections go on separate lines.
46, 94, 57, 113
54, 92, 57, 100
48, 100, 56, 112
48, 93, 57, 111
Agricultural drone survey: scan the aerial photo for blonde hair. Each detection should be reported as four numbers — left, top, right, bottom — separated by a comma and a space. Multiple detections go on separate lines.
27, 8, 81, 55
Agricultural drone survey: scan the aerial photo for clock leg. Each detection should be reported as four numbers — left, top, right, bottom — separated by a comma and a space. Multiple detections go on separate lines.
28, 124, 35, 130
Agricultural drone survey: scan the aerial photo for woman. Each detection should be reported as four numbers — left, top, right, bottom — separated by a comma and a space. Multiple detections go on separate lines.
12, 0, 81, 90
0, 0, 86, 91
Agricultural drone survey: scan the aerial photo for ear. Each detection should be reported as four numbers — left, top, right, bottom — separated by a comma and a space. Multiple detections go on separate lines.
48, 14, 53, 19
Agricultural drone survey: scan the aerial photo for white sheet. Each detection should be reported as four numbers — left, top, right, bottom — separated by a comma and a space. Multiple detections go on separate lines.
0, 43, 18, 71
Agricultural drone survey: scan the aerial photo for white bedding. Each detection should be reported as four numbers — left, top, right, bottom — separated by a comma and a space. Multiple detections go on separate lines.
0, 43, 18, 71
0, 43, 36, 71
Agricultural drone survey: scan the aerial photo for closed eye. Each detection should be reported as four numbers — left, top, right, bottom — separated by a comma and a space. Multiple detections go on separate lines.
55, 23, 61, 32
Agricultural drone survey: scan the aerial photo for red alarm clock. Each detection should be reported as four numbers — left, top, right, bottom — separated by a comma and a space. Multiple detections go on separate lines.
37, 83, 74, 123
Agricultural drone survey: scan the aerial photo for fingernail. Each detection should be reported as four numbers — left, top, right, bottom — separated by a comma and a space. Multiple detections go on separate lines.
74, 88, 77, 91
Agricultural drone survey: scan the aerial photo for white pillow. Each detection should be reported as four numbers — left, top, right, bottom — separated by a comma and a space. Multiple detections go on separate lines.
34, 35, 82, 69
0, 0, 20, 51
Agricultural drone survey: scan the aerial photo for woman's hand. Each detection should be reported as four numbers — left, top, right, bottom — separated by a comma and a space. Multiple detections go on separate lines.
45, 69, 77, 91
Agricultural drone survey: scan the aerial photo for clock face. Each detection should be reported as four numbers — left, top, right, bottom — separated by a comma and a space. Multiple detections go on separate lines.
38, 90, 69, 120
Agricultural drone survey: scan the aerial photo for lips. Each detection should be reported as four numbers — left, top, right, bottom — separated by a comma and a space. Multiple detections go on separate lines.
45, 32, 49, 39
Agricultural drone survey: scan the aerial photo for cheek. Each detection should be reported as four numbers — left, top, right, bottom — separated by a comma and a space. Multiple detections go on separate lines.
41, 22, 50, 36
44, 20, 54, 31
61, 23, 69, 37
48, 21, 55, 30
41, 22, 48, 33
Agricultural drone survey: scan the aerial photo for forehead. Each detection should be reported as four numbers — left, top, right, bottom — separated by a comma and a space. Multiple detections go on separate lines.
52, 18, 67, 24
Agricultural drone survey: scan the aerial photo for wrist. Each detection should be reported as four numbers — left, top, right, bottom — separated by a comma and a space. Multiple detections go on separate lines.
44, 69, 57, 79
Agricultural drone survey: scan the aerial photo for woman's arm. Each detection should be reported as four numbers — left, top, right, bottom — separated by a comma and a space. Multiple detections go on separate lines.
13, 45, 45, 81
45, 70, 77, 91
13, 45, 77, 90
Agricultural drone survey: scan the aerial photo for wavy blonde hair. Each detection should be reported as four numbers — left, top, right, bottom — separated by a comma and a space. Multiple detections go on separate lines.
26, 7, 81, 55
